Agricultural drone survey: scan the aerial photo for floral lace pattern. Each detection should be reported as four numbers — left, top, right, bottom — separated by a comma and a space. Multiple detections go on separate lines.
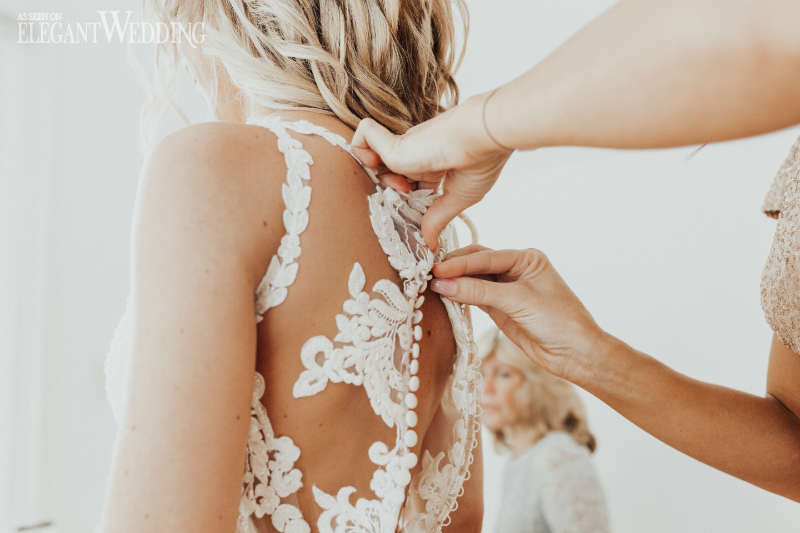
101, 114, 480, 533
401, 233, 482, 532
239, 372, 310, 533
291, 182, 436, 529
295, 262, 421, 424
253, 116, 315, 324
245, 115, 481, 533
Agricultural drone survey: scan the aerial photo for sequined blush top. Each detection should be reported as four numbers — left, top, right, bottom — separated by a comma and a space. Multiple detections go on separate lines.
761, 136, 800, 355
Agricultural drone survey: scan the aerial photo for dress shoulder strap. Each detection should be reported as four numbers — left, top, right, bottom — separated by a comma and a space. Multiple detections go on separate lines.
251, 114, 382, 185
248, 114, 382, 323
249, 115, 316, 322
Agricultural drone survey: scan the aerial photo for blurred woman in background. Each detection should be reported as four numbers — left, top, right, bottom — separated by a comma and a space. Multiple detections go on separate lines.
479, 329, 610, 533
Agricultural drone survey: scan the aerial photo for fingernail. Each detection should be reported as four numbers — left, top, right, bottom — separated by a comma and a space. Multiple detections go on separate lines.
431, 279, 457, 296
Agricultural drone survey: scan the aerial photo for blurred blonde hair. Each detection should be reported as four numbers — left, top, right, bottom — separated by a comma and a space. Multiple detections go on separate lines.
138, 0, 468, 151
477, 328, 597, 454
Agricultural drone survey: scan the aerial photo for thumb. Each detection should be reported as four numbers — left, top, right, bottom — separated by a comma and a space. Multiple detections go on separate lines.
421, 191, 470, 251
352, 118, 398, 170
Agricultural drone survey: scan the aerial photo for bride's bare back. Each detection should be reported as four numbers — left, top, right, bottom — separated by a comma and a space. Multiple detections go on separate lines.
101, 111, 482, 533
243, 111, 482, 532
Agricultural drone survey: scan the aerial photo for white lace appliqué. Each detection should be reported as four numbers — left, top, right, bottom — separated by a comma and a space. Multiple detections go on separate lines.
239, 372, 310, 533
253, 117, 314, 324
294, 262, 419, 425
101, 116, 481, 533
291, 181, 435, 531
243, 116, 480, 533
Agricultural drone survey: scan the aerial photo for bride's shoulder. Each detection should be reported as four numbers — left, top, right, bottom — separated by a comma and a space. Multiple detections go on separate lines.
145, 118, 361, 192
136, 121, 293, 284
146, 120, 287, 175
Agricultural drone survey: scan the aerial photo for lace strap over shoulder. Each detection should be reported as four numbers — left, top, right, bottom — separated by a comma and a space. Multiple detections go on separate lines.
249, 114, 389, 323
247, 116, 318, 323
254, 115, 382, 184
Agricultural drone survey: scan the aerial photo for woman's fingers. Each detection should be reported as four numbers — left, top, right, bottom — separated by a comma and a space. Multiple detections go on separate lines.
430, 276, 512, 311
432, 244, 489, 273
420, 191, 477, 252
480, 305, 514, 334
430, 245, 600, 379
433, 248, 522, 279
417, 180, 441, 190
439, 244, 491, 260
417, 170, 448, 183
485, 309, 539, 359
351, 144, 383, 170
377, 172, 413, 193
353, 119, 448, 194
352, 118, 398, 170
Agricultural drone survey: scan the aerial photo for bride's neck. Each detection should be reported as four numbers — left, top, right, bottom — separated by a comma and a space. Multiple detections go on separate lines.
216, 95, 245, 123
258, 108, 356, 140
209, 68, 353, 138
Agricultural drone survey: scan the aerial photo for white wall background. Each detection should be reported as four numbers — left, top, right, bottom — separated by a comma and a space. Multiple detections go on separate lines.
2, 1, 799, 532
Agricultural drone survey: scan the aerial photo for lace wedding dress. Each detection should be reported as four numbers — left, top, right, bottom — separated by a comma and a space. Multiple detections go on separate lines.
103, 115, 482, 533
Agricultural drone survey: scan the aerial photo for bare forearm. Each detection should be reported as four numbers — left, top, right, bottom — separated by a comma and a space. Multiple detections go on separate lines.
490, 0, 800, 150
579, 333, 800, 501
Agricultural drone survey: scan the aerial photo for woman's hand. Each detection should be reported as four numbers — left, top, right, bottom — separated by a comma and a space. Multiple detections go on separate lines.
432, 247, 800, 503
430, 245, 607, 383
351, 93, 513, 251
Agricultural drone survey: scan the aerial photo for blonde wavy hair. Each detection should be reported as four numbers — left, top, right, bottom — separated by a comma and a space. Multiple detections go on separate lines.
477, 329, 598, 454
138, 0, 468, 150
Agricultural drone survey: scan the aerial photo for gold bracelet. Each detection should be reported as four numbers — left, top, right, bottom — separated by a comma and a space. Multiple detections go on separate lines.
482, 87, 514, 152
